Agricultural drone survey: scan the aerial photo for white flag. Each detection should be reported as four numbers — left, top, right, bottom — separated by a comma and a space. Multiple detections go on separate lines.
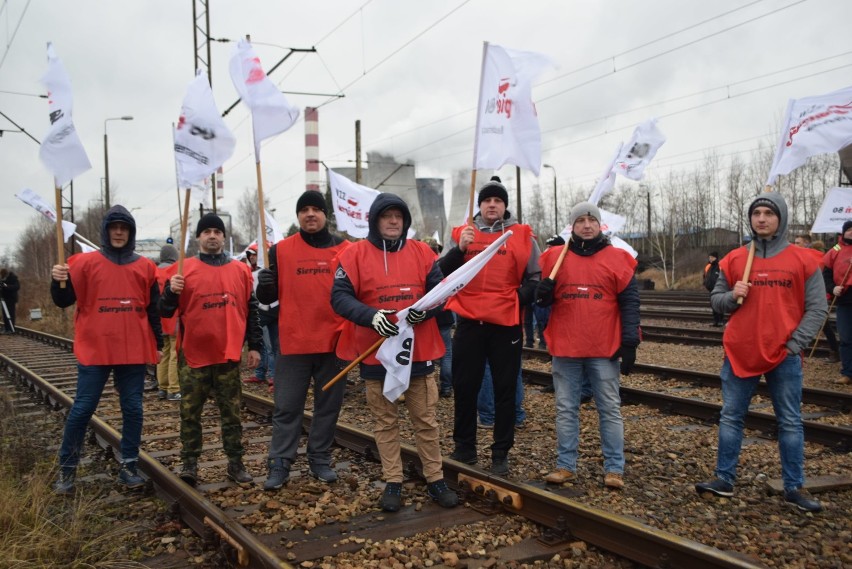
432, 230, 441, 245
254, 210, 282, 270
328, 170, 380, 238
766, 86, 852, 186
599, 208, 626, 236
175, 71, 236, 189
473, 43, 553, 176
15, 188, 77, 242
76, 239, 98, 254
38, 43, 91, 186
229, 39, 300, 157
587, 143, 622, 206
811, 186, 852, 233
377, 230, 514, 401
613, 118, 666, 181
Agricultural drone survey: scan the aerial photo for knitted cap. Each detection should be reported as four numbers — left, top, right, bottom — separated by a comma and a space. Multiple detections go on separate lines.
196, 213, 226, 237
568, 202, 601, 226
296, 190, 327, 214
477, 176, 509, 206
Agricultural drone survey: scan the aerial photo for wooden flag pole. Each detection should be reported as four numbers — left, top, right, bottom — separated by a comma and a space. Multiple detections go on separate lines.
177, 189, 191, 274
467, 170, 477, 225
54, 183, 66, 289
255, 161, 270, 267
548, 238, 571, 280
808, 259, 852, 359
322, 337, 386, 392
737, 185, 774, 305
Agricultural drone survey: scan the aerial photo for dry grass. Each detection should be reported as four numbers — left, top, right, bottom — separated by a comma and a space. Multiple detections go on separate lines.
638, 267, 706, 291
0, 390, 150, 568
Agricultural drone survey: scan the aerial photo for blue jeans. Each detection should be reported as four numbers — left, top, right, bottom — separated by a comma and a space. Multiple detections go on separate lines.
59, 364, 145, 469
477, 362, 526, 425
438, 325, 453, 393
552, 357, 623, 474
836, 304, 852, 377
716, 355, 805, 491
256, 324, 279, 380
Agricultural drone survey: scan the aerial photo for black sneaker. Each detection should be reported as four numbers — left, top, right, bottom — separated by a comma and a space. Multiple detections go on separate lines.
449, 449, 477, 465
439, 389, 452, 398
179, 462, 198, 486
157, 389, 167, 400
380, 482, 402, 512
490, 455, 509, 476
143, 378, 158, 391
426, 479, 458, 508
309, 462, 338, 483
118, 461, 145, 489
784, 488, 822, 513
263, 458, 289, 491
53, 468, 76, 495
695, 478, 734, 497
227, 461, 253, 484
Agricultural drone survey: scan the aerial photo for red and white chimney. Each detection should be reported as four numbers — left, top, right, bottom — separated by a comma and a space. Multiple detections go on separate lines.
305, 107, 320, 191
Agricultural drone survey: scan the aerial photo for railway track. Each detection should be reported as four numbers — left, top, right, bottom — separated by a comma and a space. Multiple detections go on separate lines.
0, 328, 769, 569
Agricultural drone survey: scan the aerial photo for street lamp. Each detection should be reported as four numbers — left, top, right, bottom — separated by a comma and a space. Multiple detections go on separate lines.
104, 116, 134, 209
543, 164, 557, 232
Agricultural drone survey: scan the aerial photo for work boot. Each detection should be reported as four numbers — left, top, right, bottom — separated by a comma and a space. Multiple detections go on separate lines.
490, 455, 509, 476
827, 350, 840, 363
263, 458, 289, 491
784, 488, 823, 513
118, 461, 145, 489
544, 468, 575, 484
427, 479, 458, 508
380, 482, 402, 512
836, 375, 851, 385
604, 472, 624, 489
179, 461, 198, 487
227, 461, 253, 484
53, 467, 76, 496
449, 448, 477, 465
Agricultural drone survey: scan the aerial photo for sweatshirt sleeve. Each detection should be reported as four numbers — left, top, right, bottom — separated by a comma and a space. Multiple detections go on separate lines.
147, 280, 164, 350
331, 262, 377, 328
786, 269, 828, 354
50, 277, 77, 308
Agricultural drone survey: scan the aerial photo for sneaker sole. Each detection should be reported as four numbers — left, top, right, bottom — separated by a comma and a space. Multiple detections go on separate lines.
695, 486, 733, 497
179, 474, 197, 486
121, 480, 146, 490
785, 500, 822, 513
309, 471, 338, 483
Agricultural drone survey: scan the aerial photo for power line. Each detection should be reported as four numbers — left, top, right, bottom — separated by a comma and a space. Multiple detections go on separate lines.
0, 0, 31, 70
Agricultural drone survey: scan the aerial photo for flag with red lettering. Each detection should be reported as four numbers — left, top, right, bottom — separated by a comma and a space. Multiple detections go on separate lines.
766, 85, 852, 186
15, 188, 77, 242
174, 71, 236, 189
328, 170, 380, 238
377, 230, 513, 401
229, 39, 300, 157
38, 43, 91, 186
473, 42, 553, 176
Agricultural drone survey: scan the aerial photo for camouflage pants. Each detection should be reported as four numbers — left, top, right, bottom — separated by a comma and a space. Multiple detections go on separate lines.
179, 358, 244, 463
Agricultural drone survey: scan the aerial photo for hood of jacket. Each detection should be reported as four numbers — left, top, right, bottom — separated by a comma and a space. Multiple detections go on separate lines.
367, 193, 411, 251
472, 210, 519, 233
748, 191, 788, 259
100, 205, 140, 265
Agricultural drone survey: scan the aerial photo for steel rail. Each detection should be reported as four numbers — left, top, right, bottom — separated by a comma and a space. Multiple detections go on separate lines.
522, 367, 851, 451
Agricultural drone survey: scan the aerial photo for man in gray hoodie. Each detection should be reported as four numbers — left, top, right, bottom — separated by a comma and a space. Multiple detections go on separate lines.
695, 192, 826, 513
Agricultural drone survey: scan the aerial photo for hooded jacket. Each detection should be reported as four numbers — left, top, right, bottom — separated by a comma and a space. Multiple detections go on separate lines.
331, 193, 444, 379
711, 192, 826, 375
50, 205, 163, 357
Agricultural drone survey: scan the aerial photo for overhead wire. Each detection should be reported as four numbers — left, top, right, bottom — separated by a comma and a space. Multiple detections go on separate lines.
0, 0, 30, 70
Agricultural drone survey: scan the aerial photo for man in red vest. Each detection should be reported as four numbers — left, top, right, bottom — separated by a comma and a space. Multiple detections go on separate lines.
254, 191, 351, 489
160, 213, 262, 486
696, 192, 826, 513
439, 176, 541, 476
822, 221, 852, 384
332, 193, 457, 512
50, 205, 163, 495
535, 202, 639, 489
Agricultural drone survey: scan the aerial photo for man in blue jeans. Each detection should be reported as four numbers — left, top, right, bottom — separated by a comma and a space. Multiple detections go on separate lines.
696, 192, 826, 513
535, 202, 639, 489
477, 362, 525, 428
50, 206, 163, 494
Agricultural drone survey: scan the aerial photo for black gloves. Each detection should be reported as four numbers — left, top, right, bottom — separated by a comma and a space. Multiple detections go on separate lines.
406, 309, 427, 325
372, 309, 399, 337
535, 278, 556, 307
611, 345, 637, 375
257, 269, 276, 288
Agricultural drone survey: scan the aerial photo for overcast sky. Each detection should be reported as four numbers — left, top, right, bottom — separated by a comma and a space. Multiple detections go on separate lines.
1, 0, 850, 257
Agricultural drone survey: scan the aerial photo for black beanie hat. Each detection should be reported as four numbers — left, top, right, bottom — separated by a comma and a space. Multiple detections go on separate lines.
196, 213, 226, 237
748, 197, 780, 219
709, 251, 719, 258
296, 190, 327, 215
843, 220, 852, 235
478, 176, 509, 206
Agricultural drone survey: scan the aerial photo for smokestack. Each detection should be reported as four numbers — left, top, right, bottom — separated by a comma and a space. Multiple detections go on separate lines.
305, 107, 320, 191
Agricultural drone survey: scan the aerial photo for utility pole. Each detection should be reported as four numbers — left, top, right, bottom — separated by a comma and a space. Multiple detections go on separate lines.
192, 0, 217, 212
646, 188, 652, 256
355, 120, 362, 184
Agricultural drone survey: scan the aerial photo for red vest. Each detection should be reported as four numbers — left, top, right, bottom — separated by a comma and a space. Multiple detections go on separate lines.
157, 263, 179, 336
276, 234, 351, 355
444, 224, 533, 325
178, 257, 254, 368
720, 245, 818, 376
540, 245, 636, 357
335, 240, 444, 365
823, 243, 852, 285
68, 253, 158, 366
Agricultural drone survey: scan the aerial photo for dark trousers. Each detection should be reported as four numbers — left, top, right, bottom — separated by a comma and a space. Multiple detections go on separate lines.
1, 300, 14, 332
452, 318, 523, 457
